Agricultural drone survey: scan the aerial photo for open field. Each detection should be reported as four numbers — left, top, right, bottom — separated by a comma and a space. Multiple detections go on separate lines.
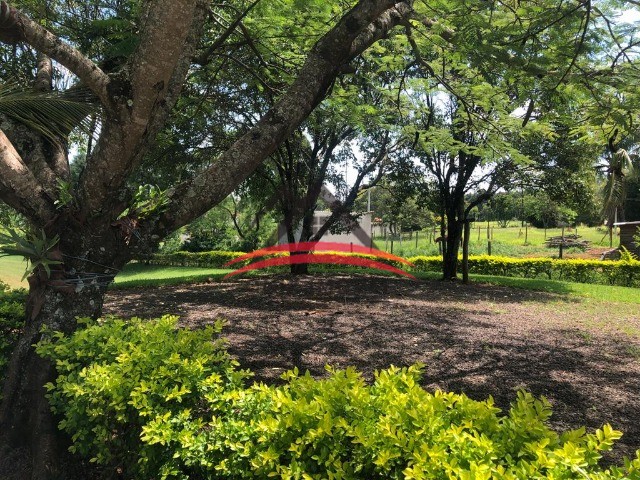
104, 273, 640, 464
380, 224, 616, 258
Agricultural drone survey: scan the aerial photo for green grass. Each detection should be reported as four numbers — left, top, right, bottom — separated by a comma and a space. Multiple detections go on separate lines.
412, 272, 640, 304
0, 257, 232, 290
381, 224, 614, 258
112, 264, 232, 288
489, 276, 640, 304
3, 254, 639, 304
0, 256, 28, 289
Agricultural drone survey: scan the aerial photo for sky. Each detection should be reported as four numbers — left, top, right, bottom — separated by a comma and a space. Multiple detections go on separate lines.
620, 8, 640, 23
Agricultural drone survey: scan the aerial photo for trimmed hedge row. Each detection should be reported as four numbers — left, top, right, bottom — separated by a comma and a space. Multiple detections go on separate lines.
37, 316, 640, 480
407, 255, 640, 287
138, 251, 246, 268
137, 250, 640, 286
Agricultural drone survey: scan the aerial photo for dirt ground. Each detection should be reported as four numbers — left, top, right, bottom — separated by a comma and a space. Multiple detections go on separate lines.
105, 274, 640, 464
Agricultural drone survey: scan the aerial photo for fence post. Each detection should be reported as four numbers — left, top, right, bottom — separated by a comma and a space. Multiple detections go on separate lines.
463, 220, 470, 284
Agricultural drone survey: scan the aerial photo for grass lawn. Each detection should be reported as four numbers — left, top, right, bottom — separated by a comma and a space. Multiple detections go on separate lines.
382, 223, 615, 258
112, 263, 231, 288
2, 254, 638, 303
0, 256, 28, 289
0, 256, 231, 290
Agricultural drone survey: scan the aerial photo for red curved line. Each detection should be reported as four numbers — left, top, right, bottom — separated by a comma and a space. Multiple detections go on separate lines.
223, 253, 416, 280
224, 242, 412, 267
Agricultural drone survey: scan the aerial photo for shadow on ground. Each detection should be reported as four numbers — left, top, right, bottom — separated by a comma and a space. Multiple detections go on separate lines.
105, 274, 640, 463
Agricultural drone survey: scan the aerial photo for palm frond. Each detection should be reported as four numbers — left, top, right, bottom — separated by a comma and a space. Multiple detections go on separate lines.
601, 171, 626, 222
0, 81, 99, 143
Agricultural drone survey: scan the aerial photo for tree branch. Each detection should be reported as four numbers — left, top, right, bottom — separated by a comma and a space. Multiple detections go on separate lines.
0, 1, 110, 107
159, 0, 413, 234
78, 0, 208, 215
194, 0, 262, 66
0, 129, 56, 224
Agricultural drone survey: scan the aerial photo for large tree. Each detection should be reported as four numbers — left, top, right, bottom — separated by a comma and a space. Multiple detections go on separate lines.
0, 1, 414, 477
395, 0, 618, 280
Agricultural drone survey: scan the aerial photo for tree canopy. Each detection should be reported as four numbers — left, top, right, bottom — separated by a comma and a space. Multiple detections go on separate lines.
0, 0, 639, 477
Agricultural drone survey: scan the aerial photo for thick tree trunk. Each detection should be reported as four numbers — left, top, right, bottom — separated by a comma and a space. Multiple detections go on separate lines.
442, 200, 465, 280
0, 278, 109, 479
442, 220, 463, 280
291, 210, 315, 275
0, 217, 127, 480
462, 220, 470, 284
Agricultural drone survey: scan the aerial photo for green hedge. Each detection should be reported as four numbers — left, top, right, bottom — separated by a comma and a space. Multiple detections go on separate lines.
138, 251, 246, 268
37, 317, 640, 479
138, 250, 640, 286
135, 250, 405, 271
408, 255, 640, 287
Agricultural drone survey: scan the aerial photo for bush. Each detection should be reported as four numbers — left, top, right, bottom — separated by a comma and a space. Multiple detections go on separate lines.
408, 255, 640, 287
140, 251, 246, 268
137, 250, 406, 273
136, 249, 640, 286
36, 316, 250, 478
0, 281, 26, 394
38, 317, 640, 479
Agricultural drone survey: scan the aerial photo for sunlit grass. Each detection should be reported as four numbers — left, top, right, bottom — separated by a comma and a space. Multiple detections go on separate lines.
113, 264, 232, 288
411, 271, 640, 304
383, 224, 614, 258
0, 256, 28, 289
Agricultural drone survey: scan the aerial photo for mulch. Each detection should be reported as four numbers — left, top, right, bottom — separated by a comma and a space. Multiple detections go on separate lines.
104, 273, 640, 464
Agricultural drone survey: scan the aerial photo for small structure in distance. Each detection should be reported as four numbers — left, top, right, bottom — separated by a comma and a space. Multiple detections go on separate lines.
614, 221, 640, 258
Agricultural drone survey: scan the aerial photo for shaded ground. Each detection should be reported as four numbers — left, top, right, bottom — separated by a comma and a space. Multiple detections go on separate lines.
105, 274, 640, 463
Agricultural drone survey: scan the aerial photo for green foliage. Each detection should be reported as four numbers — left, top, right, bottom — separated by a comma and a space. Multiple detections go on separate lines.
0, 81, 97, 143
408, 255, 640, 287
619, 246, 637, 262
182, 207, 235, 252
36, 315, 250, 478
0, 201, 26, 230
38, 317, 640, 479
120, 184, 170, 220
0, 282, 26, 398
140, 250, 246, 268
54, 179, 74, 209
0, 228, 62, 280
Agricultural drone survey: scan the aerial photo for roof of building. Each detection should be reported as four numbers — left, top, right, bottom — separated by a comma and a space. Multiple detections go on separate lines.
613, 221, 640, 226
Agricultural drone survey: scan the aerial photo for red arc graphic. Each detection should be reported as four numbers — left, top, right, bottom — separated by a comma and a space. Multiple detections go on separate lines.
223, 242, 415, 280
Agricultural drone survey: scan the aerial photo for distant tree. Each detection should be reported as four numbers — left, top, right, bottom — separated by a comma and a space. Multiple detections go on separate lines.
398, 0, 601, 280
514, 122, 600, 222
488, 192, 520, 228
522, 192, 577, 229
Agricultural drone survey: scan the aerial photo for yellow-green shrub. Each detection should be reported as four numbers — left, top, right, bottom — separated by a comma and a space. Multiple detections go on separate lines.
141, 251, 246, 268
37, 317, 640, 479
407, 255, 640, 287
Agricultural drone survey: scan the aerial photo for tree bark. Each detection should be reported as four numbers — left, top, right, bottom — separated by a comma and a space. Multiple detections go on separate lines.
442, 199, 465, 281
0, 277, 110, 479
462, 219, 470, 284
